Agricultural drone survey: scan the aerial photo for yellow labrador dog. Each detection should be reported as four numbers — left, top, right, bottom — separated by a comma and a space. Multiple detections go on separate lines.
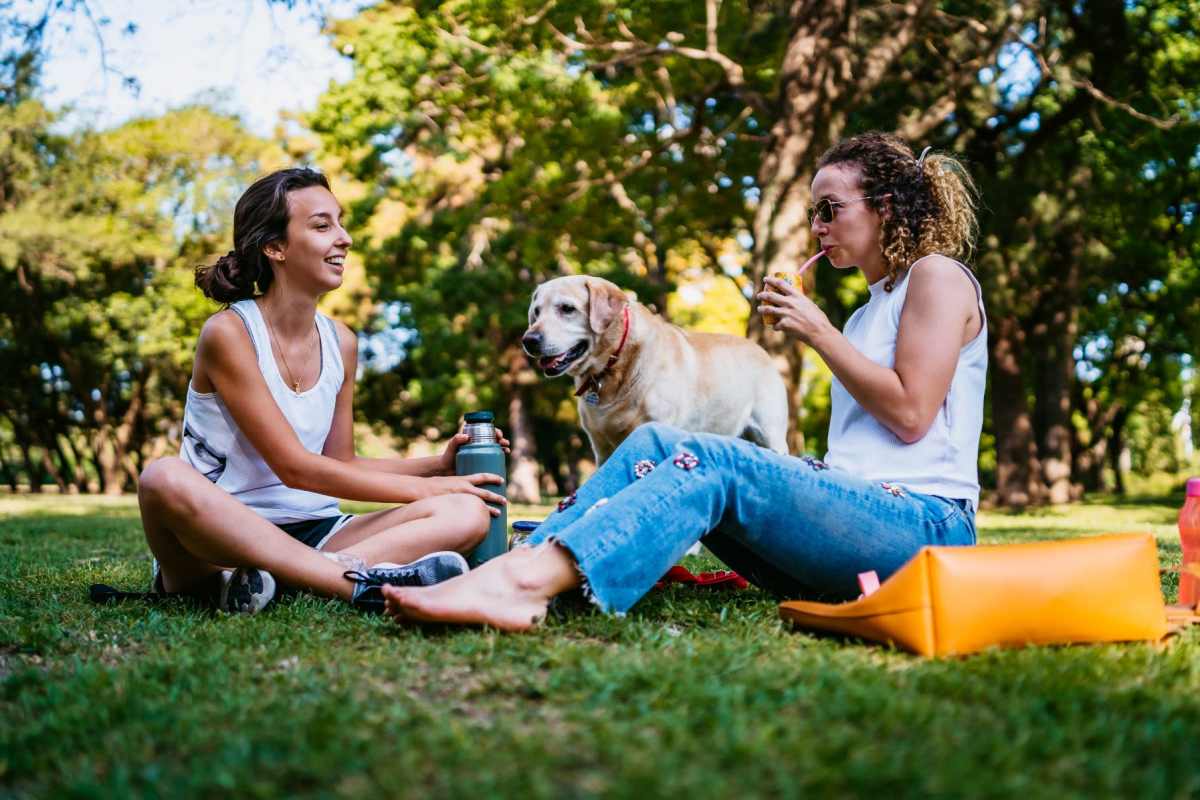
522, 276, 789, 463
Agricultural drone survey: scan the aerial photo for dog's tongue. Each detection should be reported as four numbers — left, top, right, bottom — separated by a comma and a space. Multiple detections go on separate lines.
539, 353, 564, 370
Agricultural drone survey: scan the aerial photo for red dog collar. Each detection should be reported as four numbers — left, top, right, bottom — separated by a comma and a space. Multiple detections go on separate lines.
576, 304, 630, 399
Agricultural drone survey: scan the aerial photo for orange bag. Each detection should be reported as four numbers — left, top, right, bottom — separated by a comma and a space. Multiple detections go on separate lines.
778, 533, 1170, 657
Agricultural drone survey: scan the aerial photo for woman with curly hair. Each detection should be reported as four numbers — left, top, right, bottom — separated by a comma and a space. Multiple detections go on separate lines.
383, 132, 987, 631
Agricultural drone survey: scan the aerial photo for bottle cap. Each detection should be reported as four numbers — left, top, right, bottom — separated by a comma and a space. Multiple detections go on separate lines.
464, 410, 494, 424
1188, 478, 1200, 497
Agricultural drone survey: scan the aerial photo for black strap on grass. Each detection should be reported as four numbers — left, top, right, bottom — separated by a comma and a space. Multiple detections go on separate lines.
88, 583, 169, 604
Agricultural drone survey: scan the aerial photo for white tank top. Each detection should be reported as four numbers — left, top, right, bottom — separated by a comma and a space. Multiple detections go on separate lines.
179, 299, 344, 523
824, 257, 987, 509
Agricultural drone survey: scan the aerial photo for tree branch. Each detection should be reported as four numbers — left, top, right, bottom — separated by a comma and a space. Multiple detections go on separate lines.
897, 2, 1030, 141
545, 15, 771, 117
1017, 33, 1194, 130
853, 0, 935, 97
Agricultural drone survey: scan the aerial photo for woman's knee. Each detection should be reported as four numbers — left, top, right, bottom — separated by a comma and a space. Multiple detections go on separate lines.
618, 421, 687, 460
427, 494, 491, 550
138, 457, 195, 508
676, 432, 754, 477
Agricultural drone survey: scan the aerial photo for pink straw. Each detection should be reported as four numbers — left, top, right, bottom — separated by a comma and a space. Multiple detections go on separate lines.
797, 248, 827, 277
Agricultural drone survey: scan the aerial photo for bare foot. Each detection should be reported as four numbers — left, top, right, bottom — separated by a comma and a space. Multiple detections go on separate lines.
383, 542, 579, 632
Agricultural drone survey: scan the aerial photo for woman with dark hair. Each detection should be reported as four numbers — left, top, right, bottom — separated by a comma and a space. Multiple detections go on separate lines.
139, 168, 507, 613
383, 132, 987, 631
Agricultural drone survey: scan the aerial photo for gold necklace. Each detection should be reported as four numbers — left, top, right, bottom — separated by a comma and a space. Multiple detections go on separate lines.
261, 301, 316, 392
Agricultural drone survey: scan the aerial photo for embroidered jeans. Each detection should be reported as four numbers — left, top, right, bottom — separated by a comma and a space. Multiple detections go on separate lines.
525, 422, 977, 614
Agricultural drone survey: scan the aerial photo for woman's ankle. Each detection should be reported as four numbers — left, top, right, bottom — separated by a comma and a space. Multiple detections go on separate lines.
506, 541, 582, 596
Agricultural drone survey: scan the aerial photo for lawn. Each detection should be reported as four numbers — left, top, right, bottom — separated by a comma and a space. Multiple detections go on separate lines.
3, 492, 1200, 798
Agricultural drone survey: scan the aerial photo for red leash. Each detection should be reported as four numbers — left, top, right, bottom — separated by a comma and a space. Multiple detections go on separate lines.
653, 565, 749, 591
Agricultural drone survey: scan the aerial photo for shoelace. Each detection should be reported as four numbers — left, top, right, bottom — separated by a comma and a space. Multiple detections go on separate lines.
344, 568, 421, 588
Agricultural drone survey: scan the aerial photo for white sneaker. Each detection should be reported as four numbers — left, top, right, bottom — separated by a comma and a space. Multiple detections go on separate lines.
219, 567, 277, 614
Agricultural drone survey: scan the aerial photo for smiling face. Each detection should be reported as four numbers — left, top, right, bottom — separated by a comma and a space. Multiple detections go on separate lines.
265, 185, 352, 295
809, 163, 886, 284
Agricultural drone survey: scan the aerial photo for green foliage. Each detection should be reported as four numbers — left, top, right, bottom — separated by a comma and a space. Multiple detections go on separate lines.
943, 0, 1200, 500
0, 96, 284, 491
309, 2, 803, 478
3, 0, 1198, 503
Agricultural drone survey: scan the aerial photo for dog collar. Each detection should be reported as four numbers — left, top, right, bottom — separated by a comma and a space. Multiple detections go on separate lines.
575, 304, 630, 401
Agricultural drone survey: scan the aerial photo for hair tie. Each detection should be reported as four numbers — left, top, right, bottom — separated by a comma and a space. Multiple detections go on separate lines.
916, 146, 932, 169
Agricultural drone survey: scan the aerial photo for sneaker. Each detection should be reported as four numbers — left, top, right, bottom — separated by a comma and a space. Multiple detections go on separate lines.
219, 567, 277, 614
347, 551, 469, 612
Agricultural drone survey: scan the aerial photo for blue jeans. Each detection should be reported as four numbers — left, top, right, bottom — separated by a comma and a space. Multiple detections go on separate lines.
526, 422, 976, 614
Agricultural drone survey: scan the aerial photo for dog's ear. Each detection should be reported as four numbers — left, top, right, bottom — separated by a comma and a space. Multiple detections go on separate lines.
528, 286, 540, 322
586, 278, 627, 335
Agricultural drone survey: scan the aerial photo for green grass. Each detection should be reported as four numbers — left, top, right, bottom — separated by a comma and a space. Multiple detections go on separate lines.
3, 492, 1200, 799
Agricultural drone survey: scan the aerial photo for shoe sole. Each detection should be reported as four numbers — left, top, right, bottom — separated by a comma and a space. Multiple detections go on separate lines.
221, 568, 277, 614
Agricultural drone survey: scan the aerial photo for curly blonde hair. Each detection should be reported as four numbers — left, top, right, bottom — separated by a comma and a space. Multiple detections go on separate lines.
816, 132, 979, 291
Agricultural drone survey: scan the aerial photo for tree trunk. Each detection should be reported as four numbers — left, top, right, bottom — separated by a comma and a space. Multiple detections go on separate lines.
1031, 303, 1078, 504
1071, 379, 1123, 494
990, 316, 1043, 507
0, 447, 18, 492
39, 447, 67, 492
746, 5, 851, 447
91, 446, 108, 494
111, 378, 146, 493
63, 432, 90, 492
502, 343, 541, 504
18, 442, 41, 492
1071, 427, 1107, 494
96, 439, 124, 495
1108, 408, 1129, 495
747, 1, 937, 448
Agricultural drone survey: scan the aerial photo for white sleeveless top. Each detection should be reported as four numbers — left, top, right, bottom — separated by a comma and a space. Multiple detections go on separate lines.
824, 257, 987, 509
179, 299, 344, 523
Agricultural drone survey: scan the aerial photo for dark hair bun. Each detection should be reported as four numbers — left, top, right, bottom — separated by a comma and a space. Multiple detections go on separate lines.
195, 249, 257, 303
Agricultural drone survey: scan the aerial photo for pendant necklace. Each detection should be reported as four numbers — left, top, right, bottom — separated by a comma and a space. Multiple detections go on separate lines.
262, 301, 315, 393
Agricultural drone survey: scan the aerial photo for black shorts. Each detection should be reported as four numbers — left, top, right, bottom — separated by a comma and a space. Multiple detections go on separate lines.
276, 514, 355, 550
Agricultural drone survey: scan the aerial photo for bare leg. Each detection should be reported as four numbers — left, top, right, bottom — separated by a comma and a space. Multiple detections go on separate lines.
382, 541, 580, 632
138, 457, 354, 599
321, 495, 490, 566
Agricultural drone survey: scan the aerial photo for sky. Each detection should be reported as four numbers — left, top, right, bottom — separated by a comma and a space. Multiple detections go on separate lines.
28, 0, 370, 136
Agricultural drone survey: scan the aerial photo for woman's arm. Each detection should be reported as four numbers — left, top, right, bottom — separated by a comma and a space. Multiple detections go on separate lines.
319, 320, 508, 476
320, 320, 445, 475
759, 256, 980, 443
196, 312, 504, 505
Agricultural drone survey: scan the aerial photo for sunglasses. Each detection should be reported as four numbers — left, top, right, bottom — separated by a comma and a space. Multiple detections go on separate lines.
807, 195, 873, 225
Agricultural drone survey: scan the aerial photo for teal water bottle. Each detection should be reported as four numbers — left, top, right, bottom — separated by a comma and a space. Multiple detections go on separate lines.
456, 410, 508, 567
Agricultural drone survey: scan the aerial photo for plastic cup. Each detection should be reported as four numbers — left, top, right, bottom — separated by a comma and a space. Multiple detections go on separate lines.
761, 249, 826, 327
762, 271, 795, 325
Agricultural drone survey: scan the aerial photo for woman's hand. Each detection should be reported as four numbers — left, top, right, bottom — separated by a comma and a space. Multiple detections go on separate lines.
436, 427, 512, 476
757, 277, 835, 344
423, 474, 508, 516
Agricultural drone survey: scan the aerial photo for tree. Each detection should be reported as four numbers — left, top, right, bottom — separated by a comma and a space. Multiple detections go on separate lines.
0, 101, 284, 491
950, 0, 1200, 504
311, 0, 1032, 496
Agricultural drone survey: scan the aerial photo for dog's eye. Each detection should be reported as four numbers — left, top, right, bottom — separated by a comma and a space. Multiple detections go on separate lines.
557, 304, 576, 315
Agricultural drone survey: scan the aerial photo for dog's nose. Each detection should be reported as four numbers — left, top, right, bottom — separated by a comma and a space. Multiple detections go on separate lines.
521, 331, 542, 354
